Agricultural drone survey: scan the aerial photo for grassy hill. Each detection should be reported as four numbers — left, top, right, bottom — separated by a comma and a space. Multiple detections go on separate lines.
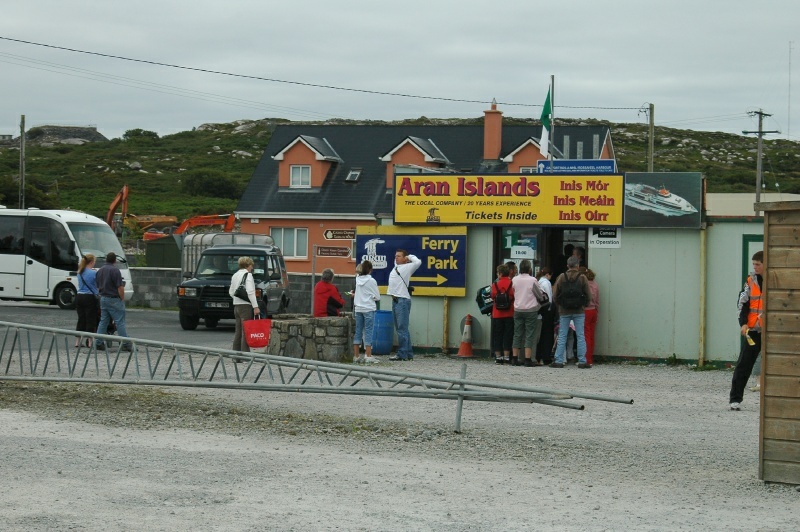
1, 117, 798, 223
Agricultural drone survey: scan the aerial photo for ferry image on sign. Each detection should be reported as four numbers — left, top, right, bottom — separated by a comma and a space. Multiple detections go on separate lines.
624, 183, 698, 217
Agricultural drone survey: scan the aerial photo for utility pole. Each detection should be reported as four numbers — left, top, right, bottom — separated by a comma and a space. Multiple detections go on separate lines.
647, 103, 655, 172
743, 109, 780, 214
19, 115, 25, 209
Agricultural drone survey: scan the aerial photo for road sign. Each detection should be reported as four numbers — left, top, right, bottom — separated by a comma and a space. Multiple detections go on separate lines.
316, 246, 352, 257
323, 229, 356, 240
356, 226, 467, 297
536, 159, 617, 174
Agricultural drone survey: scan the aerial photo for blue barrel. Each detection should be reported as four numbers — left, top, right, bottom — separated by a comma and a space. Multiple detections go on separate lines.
372, 310, 394, 355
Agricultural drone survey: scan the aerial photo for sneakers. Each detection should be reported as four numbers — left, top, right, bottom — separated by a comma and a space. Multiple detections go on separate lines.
363, 356, 379, 364
354, 355, 365, 364
730, 402, 741, 411
495, 357, 504, 365
523, 358, 535, 367
389, 355, 410, 361
577, 363, 592, 369
549, 362, 564, 368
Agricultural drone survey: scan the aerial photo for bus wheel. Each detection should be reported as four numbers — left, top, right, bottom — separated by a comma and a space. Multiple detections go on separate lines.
55, 284, 78, 310
179, 311, 199, 330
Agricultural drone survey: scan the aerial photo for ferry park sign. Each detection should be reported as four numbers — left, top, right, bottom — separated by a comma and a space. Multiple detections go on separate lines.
355, 225, 467, 297
393, 174, 624, 226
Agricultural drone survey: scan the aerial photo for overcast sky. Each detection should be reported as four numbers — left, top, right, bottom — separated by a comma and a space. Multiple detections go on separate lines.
1, 1, 798, 141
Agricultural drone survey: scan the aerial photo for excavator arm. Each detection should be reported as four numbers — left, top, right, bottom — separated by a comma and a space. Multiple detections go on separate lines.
105, 185, 129, 226
174, 214, 237, 234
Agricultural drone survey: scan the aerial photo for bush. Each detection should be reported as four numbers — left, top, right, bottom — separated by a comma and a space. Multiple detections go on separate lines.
122, 129, 160, 144
182, 169, 242, 199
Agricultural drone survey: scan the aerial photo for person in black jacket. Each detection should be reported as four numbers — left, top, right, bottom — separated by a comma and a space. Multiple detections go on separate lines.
729, 251, 764, 411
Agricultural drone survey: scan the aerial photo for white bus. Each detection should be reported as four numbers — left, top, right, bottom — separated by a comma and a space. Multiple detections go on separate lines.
0, 208, 133, 309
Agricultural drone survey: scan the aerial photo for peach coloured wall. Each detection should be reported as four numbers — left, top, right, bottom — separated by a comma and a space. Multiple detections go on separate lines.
239, 217, 377, 275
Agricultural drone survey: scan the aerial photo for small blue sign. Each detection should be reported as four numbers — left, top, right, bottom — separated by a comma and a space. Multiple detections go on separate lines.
536, 159, 617, 174
355, 233, 467, 296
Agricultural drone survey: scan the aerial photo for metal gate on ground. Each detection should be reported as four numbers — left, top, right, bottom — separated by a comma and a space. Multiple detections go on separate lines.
0, 321, 632, 431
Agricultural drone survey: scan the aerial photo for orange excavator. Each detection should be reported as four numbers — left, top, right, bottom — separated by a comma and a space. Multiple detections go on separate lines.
106, 185, 178, 237
106, 185, 129, 237
142, 213, 237, 241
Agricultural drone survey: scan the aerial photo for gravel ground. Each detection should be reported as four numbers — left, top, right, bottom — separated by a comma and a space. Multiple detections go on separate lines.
0, 356, 797, 531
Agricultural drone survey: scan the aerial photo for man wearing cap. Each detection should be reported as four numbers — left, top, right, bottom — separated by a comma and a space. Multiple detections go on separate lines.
95, 252, 132, 351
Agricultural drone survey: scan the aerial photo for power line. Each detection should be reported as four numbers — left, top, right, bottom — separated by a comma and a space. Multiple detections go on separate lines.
0, 51, 336, 120
0, 36, 641, 111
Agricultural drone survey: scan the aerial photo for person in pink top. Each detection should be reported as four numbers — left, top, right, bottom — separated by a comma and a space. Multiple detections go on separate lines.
583, 268, 600, 365
510, 259, 544, 367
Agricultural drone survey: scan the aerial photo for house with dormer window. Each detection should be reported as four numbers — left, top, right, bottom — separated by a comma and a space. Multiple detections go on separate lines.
236, 103, 615, 274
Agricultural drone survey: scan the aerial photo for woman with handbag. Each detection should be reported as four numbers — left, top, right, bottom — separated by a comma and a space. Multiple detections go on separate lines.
229, 256, 260, 352
75, 254, 98, 347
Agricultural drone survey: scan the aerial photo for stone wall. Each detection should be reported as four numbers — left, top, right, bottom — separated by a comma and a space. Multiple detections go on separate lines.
129, 267, 181, 308
265, 314, 354, 363
128, 268, 356, 313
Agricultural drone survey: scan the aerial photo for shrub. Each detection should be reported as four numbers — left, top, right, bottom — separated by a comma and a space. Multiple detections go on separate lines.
182, 169, 242, 199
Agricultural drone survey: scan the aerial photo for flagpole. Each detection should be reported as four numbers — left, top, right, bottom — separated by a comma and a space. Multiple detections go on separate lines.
549, 74, 554, 173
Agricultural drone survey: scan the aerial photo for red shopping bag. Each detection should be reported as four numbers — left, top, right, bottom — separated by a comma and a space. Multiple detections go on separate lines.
244, 316, 272, 348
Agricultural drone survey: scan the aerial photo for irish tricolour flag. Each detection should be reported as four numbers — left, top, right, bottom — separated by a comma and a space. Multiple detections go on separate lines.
540, 88, 552, 157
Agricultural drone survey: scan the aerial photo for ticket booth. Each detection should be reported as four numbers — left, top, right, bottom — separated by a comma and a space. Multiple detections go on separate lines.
755, 200, 800, 485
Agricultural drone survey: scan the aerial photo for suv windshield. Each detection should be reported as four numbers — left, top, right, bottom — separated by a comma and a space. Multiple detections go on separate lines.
196, 254, 270, 281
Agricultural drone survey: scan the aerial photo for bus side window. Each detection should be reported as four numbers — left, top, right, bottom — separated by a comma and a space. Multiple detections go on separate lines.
0, 216, 25, 255
49, 220, 78, 270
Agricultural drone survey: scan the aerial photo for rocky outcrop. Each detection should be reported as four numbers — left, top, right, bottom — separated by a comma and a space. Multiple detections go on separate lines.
24, 126, 109, 145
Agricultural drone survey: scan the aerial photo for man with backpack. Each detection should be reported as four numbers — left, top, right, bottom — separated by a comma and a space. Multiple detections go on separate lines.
551, 255, 593, 368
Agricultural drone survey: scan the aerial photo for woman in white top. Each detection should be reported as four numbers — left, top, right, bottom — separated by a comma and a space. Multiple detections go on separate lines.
229, 256, 260, 352
351, 260, 381, 364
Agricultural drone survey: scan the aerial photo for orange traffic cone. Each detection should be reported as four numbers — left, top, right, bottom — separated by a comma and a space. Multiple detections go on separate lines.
457, 314, 475, 358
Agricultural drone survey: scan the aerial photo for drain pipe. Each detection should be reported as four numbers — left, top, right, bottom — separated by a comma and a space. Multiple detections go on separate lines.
699, 223, 707, 366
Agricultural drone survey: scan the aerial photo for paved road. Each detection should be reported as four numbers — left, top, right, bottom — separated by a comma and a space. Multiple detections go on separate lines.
0, 301, 234, 351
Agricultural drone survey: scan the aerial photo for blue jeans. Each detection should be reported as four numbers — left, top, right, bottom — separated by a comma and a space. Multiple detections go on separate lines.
354, 310, 376, 347
392, 297, 413, 359
554, 313, 586, 364
96, 296, 130, 347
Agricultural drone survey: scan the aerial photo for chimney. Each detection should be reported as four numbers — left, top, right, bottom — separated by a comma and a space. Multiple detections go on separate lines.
483, 99, 503, 160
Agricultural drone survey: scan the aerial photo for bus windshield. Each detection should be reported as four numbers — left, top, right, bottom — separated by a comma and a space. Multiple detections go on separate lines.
68, 222, 128, 269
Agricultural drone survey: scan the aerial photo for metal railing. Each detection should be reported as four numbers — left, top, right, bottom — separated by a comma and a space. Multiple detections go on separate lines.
0, 321, 633, 431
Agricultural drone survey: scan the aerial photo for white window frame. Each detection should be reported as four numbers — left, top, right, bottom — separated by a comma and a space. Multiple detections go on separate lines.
519, 167, 537, 173
270, 227, 308, 258
290, 165, 311, 188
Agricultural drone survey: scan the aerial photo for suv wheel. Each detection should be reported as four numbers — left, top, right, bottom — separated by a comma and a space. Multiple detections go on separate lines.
179, 311, 200, 330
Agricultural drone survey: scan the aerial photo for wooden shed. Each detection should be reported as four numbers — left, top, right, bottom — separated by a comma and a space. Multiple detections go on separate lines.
755, 201, 800, 485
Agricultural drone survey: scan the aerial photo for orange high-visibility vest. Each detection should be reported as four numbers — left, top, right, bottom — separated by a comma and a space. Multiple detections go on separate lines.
746, 276, 763, 329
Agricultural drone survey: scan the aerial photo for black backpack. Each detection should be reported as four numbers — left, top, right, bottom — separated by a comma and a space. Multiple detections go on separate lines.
493, 282, 511, 310
476, 285, 493, 315
556, 273, 587, 309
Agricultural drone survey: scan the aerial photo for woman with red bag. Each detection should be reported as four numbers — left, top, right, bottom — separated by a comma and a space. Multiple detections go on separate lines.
229, 256, 260, 352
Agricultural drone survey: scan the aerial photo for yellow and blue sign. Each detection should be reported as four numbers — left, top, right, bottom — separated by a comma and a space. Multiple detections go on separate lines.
355, 226, 467, 297
393, 173, 624, 226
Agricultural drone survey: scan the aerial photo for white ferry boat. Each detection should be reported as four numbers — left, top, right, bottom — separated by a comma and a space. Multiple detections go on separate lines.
624, 183, 698, 217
